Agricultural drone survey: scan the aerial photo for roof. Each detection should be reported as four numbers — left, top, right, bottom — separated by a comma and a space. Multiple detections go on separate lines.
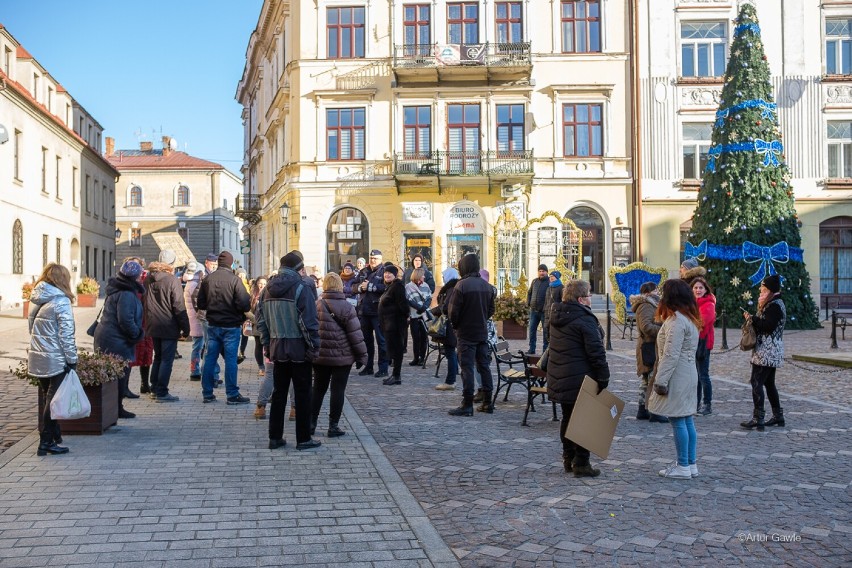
16, 45, 32, 59
107, 150, 225, 171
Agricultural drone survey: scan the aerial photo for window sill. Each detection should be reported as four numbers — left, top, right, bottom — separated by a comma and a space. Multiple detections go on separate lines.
679, 179, 702, 191
822, 74, 852, 83
676, 77, 724, 86
823, 178, 852, 189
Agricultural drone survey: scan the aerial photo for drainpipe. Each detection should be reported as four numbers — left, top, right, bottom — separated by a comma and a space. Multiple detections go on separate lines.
629, 0, 642, 260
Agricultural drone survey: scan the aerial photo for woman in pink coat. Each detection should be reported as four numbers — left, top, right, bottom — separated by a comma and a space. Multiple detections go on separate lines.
691, 277, 716, 416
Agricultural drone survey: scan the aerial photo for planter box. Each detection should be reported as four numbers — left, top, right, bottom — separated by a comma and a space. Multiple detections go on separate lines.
77, 293, 98, 308
498, 319, 527, 340
38, 379, 118, 435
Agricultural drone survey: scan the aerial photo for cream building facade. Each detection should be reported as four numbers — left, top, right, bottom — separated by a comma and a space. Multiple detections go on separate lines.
637, 0, 852, 306
0, 24, 117, 309
237, 0, 634, 292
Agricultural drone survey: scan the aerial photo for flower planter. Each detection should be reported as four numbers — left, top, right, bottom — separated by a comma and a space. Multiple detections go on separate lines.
77, 293, 98, 308
38, 379, 118, 435
498, 319, 527, 340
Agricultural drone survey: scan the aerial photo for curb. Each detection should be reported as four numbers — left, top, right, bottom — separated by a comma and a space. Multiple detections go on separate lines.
0, 430, 38, 470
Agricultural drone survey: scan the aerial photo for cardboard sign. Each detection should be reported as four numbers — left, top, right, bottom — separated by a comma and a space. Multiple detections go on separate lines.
563, 377, 625, 459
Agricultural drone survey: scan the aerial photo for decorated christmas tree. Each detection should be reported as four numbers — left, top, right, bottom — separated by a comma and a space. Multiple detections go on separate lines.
687, 3, 819, 329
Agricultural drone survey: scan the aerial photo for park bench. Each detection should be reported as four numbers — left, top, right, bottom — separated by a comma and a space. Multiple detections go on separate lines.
836, 304, 852, 340
492, 342, 557, 426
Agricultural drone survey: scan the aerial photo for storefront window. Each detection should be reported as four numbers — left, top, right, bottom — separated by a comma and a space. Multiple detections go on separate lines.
404, 233, 433, 268
326, 207, 369, 272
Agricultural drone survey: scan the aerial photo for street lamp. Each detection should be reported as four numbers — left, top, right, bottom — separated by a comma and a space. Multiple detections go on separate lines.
114, 227, 122, 240
279, 202, 290, 223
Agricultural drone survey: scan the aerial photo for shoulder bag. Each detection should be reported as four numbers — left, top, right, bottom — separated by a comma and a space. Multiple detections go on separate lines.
86, 305, 105, 337
427, 314, 448, 339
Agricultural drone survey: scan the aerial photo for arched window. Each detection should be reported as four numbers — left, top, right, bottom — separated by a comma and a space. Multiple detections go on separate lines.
129, 185, 142, 206
326, 207, 369, 272
176, 185, 190, 206
12, 219, 23, 274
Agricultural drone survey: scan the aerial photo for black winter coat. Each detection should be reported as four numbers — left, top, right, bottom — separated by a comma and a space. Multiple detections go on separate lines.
144, 263, 191, 339
314, 290, 368, 367
546, 300, 610, 404
256, 269, 320, 363
378, 279, 409, 333
354, 265, 385, 316
94, 275, 144, 362
527, 276, 549, 311
196, 266, 251, 328
448, 263, 495, 343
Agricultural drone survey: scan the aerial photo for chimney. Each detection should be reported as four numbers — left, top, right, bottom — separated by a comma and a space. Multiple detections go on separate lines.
105, 137, 114, 157
140, 141, 153, 152
162, 136, 172, 157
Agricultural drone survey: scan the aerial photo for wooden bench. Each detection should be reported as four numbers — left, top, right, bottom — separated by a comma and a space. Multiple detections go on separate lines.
523, 354, 558, 427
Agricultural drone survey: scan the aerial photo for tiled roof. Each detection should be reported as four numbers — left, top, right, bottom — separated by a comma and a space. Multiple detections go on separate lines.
107, 150, 224, 171
16, 45, 32, 59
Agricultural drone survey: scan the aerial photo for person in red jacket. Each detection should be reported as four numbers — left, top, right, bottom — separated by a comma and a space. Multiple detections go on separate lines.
691, 277, 716, 415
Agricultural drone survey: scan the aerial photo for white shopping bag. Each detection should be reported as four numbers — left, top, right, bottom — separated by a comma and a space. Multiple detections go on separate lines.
50, 369, 91, 420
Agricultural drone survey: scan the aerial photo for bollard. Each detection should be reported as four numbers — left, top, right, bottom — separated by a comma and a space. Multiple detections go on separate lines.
721, 309, 728, 350
825, 296, 830, 321
606, 308, 613, 351
830, 311, 838, 349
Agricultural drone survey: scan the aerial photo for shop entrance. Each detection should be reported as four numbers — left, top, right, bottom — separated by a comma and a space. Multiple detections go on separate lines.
404, 233, 434, 269
566, 206, 605, 293
447, 234, 483, 268
326, 207, 369, 273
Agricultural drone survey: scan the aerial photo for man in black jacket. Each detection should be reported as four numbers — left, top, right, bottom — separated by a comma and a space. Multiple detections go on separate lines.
526, 264, 549, 354
197, 251, 252, 405
447, 254, 496, 416
354, 249, 388, 377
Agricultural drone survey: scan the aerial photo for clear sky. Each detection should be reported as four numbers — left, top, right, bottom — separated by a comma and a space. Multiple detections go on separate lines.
2, 0, 263, 176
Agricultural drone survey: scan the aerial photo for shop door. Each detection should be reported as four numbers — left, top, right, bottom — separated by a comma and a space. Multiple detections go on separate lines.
566, 206, 605, 293
447, 234, 483, 268
404, 233, 434, 269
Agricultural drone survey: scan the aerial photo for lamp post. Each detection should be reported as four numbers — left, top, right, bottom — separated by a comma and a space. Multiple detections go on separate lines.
280, 202, 295, 256
114, 227, 122, 240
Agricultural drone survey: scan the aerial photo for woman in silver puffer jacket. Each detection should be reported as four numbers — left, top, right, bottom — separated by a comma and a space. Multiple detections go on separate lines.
27, 263, 78, 456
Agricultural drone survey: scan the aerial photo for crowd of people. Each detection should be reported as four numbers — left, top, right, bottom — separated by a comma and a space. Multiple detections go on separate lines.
27, 250, 787, 480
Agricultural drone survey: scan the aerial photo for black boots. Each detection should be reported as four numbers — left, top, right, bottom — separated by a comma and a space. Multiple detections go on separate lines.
327, 422, 346, 437
476, 391, 493, 414
37, 431, 68, 456
765, 408, 785, 427
562, 451, 574, 473
572, 460, 601, 478
740, 409, 766, 431
636, 404, 650, 420
449, 397, 474, 417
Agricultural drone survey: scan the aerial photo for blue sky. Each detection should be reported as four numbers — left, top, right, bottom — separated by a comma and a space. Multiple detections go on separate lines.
2, 0, 263, 175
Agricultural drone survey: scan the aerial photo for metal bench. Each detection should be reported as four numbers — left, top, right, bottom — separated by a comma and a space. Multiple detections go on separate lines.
836, 305, 852, 340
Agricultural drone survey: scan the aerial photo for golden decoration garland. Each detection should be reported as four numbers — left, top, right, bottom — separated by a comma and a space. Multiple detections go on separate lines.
607, 262, 669, 324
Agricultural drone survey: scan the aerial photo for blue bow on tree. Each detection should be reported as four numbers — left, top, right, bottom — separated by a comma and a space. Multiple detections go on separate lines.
754, 139, 783, 167
742, 241, 790, 285
684, 240, 708, 261
705, 146, 724, 173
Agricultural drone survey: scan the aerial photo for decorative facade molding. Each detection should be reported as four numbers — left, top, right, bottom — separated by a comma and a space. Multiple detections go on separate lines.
680, 86, 722, 106
402, 202, 432, 222
825, 83, 852, 105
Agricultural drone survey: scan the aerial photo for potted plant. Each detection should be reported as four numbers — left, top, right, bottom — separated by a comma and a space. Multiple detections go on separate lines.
494, 292, 529, 340
12, 350, 124, 435
76, 276, 100, 307
21, 281, 34, 319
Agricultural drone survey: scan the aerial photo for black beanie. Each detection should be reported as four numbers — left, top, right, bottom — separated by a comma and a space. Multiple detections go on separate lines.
538, 264, 548, 272
281, 252, 304, 272
762, 274, 781, 293
218, 251, 234, 269
385, 265, 399, 277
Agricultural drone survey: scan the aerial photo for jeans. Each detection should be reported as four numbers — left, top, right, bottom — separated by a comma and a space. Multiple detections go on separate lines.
150, 338, 178, 397
312, 364, 351, 424
669, 415, 697, 467
269, 361, 312, 444
39, 372, 65, 443
200, 320, 221, 380
201, 326, 242, 399
190, 336, 204, 377
444, 345, 458, 384
750, 364, 780, 413
458, 339, 492, 399
560, 401, 591, 465
528, 310, 545, 352
696, 348, 712, 406
360, 314, 387, 372
410, 318, 428, 363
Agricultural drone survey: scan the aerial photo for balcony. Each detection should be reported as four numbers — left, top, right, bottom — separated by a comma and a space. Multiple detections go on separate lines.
393, 150, 533, 193
392, 42, 531, 85
234, 194, 262, 225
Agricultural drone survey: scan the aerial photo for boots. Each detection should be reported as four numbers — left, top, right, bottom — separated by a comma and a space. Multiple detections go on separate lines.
562, 450, 574, 473
448, 397, 474, 417
254, 405, 267, 420
765, 408, 785, 427
140, 372, 150, 394
476, 391, 493, 414
473, 389, 484, 403
636, 404, 650, 420
740, 409, 765, 431
697, 403, 712, 416
327, 422, 346, 437
37, 431, 68, 456
572, 459, 601, 478
118, 406, 136, 419
648, 413, 669, 423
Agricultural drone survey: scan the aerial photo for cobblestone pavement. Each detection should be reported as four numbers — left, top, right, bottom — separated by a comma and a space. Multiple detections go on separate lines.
0, 305, 849, 566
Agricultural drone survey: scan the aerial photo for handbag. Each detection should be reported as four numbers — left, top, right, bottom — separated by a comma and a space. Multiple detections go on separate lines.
427, 314, 448, 339
640, 341, 656, 367
50, 369, 91, 420
740, 318, 757, 351
241, 320, 253, 336
86, 306, 104, 337
537, 347, 550, 372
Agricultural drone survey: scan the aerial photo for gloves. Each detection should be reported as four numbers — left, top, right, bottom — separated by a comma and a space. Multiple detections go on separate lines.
367, 283, 376, 292
653, 383, 668, 396
597, 381, 609, 393
355, 361, 363, 370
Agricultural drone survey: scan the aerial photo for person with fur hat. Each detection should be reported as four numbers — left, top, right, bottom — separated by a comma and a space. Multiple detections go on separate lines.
94, 260, 146, 419
196, 251, 252, 405
378, 264, 409, 385
679, 257, 707, 286
631, 282, 667, 423
353, 249, 389, 378
526, 264, 550, 354
741, 274, 786, 431
446, 254, 496, 416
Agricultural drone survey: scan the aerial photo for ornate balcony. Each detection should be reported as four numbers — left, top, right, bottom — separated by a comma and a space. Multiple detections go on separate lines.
234, 194, 262, 225
392, 42, 531, 84
393, 150, 533, 193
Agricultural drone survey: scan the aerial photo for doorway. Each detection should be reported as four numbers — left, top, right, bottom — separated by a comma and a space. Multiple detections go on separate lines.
819, 216, 852, 306
566, 206, 605, 293
326, 207, 369, 273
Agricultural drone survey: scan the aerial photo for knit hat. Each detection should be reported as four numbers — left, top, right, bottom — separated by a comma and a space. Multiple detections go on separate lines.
205, 253, 218, 263
538, 264, 548, 272
343, 261, 354, 271
762, 274, 781, 293
281, 251, 304, 272
158, 249, 177, 266
119, 260, 143, 279
356, 257, 366, 266
550, 270, 562, 280
217, 251, 234, 269
384, 265, 399, 277
681, 258, 700, 270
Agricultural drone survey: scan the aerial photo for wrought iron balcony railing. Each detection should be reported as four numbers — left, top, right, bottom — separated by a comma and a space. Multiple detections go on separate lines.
234, 194, 262, 223
393, 150, 533, 177
393, 42, 531, 68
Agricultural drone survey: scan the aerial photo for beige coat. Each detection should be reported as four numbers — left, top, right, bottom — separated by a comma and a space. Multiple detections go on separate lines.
647, 311, 699, 418
631, 293, 661, 375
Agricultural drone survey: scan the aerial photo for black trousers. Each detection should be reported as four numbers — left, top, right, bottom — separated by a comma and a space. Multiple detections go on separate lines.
360, 314, 387, 371
385, 325, 405, 377
560, 401, 591, 465
269, 361, 312, 444
39, 372, 66, 443
253, 337, 264, 367
311, 364, 352, 424
150, 338, 178, 397
750, 364, 780, 413
409, 318, 428, 362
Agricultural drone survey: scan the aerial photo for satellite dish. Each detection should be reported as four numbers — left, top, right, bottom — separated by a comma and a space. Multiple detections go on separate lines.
169, 138, 178, 151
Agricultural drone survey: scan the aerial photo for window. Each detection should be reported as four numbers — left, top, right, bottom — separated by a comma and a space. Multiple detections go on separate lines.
178, 227, 188, 242
496, 104, 525, 155
448, 2, 479, 44
826, 19, 852, 75
327, 7, 365, 59
85, 175, 91, 213
681, 22, 726, 78
72, 166, 78, 207
55, 156, 61, 198
102, 184, 108, 219
93, 181, 99, 218
41, 147, 48, 193
56, 238, 61, 263
496, 2, 523, 44
93, 248, 98, 279
102, 250, 106, 281
13, 130, 21, 181
176, 185, 190, 206
561, 1, 601, 53
563, 103, 603, 157
42, 234, 48, 269
3, 46, 10, 76
327, 108, 366, 160
12, 220, 23, 274
85, 246, 89, 275
47, 86, 53, 113
130, 228, 141, 247
820, 217, 852, 296
33, 73, 39, 101
682, 123, 712, 179
403, 106, 431, 156
828, 121, 852, 178
447, 103, 481, 173
129, 184, 142, 206
403, 4, 431, 56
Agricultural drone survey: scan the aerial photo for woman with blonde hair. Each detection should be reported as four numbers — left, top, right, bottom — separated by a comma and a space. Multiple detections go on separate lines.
28, 263, 78, 456
647, 278, 702, 479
